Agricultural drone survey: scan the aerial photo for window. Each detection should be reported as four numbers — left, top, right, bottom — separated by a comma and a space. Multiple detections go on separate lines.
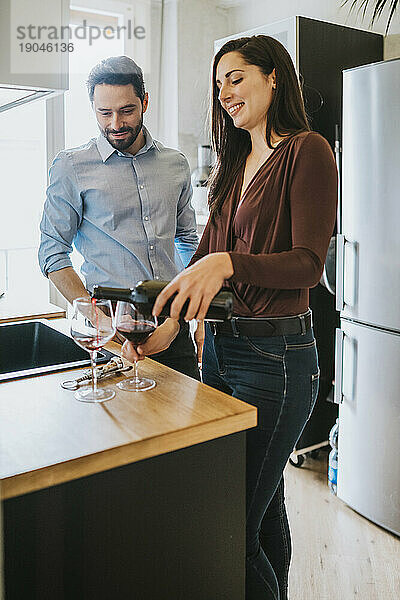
0, 102, 47, 249
0, 1, 147, 312
0, 100, 50, 302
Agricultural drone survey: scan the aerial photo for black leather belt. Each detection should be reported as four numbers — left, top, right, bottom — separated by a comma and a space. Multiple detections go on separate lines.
208, 310, 312, 337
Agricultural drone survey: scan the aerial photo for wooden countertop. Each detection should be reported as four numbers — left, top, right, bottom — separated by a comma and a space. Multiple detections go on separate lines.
0, 321, 257, 500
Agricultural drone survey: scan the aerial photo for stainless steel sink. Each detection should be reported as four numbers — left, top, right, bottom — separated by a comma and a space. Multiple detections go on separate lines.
0, 320, 114, 382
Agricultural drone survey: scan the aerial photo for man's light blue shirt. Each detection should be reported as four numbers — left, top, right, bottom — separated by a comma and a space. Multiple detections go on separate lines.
39, 128, 198, 292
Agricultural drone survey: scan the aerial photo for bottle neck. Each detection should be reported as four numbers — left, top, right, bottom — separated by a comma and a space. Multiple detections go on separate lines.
92, 285, 135, 304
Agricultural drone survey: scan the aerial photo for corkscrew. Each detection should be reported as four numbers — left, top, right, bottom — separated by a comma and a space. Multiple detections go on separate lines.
61, 357, 132, 390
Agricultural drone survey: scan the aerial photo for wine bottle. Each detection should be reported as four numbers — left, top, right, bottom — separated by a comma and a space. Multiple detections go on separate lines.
92, 280, 233, 322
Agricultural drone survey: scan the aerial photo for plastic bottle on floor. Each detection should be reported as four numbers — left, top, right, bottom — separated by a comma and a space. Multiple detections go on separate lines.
328, 418, 339, 495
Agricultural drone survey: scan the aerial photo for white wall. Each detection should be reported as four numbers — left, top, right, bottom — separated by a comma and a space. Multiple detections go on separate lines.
166, 0, 400, 168
228, 0, 400, 35
91, 1, 400, 169
175, 0, 400, 167
145, 0, 232, 168
385, 33, 400, 58
176, 0, 233, 168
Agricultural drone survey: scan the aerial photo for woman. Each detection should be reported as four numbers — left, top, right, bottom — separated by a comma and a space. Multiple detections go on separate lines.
123, 36, 337, 599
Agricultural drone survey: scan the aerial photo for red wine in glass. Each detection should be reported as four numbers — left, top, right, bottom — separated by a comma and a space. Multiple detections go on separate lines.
116, 321, 156, 346
115, 300, 157, 392
70, 297, 116, 403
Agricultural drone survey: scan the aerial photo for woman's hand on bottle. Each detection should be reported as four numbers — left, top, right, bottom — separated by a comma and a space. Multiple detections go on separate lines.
121, 318, 180, 362
152, 253, 234, 321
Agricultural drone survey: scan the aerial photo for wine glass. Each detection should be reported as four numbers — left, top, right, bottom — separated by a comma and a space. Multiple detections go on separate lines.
115, 300, 157, 392
70, 297, 116, 402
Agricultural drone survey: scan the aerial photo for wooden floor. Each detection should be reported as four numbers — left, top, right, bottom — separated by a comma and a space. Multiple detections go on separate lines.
285, 452, 400, 600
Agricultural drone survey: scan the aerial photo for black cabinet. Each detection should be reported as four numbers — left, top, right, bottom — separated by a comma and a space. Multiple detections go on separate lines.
298, 16, 383, 147
4, 433, 246, 599
297, 17, 382, 451
217, 16, 383, 451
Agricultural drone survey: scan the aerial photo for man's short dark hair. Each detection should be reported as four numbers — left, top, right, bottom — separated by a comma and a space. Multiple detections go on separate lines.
86, 56, 145, 103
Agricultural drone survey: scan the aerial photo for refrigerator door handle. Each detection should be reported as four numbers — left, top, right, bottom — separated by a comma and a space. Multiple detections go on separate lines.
334, 328, 344, 404
336, 233, 345, 311
335, 123, 342, 234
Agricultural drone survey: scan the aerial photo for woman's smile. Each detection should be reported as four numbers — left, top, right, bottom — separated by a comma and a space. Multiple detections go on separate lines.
227, 102, 245, 116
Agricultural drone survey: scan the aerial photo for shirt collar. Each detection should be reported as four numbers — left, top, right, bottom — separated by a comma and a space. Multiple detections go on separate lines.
97, 126, 160, 163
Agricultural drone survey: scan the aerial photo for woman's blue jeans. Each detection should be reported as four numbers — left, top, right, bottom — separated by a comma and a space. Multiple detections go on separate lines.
203, 324, 320, 600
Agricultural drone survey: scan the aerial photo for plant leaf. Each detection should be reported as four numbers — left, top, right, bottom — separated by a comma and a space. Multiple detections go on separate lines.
341, 0, 398, 33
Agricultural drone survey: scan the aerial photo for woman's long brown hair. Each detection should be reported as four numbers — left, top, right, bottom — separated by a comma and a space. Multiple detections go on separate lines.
208, 35, 310, 219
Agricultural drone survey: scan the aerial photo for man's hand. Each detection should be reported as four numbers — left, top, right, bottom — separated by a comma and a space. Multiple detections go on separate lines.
152, 253, 234, 321
48, 267, 126, 343
121, 318, 180, 363
194, 321, 205, 368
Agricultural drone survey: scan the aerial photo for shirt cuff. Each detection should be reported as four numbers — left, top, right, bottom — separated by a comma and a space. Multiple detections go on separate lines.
43, 256, 73, 277
227, 252, 246, 283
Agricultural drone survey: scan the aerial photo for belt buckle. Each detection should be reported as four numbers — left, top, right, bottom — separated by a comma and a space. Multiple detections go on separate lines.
231, 317, 240, 338
209, 322, 217, 336
299, 314, 307, 335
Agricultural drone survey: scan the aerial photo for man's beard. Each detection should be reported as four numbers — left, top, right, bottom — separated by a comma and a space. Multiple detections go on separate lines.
103, 115, 143, 152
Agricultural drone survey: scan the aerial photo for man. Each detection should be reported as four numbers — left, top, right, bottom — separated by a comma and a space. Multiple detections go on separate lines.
39, 56, 200, 379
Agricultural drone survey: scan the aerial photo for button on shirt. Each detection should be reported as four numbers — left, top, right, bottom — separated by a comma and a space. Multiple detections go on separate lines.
38, 128, 198, 292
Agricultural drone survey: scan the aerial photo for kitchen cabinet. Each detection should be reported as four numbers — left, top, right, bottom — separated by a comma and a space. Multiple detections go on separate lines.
0, 0, 69, 111
0, 324, 256, 599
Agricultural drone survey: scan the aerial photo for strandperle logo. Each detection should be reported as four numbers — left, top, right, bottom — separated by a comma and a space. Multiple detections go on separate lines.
15, 19, 146, 46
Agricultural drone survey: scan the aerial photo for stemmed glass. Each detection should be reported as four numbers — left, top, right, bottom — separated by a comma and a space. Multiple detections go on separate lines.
115, 300, 157, 392
70, 297, 116, 403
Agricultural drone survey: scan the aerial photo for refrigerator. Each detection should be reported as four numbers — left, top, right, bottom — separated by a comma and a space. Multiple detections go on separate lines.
335, 58, 400, 536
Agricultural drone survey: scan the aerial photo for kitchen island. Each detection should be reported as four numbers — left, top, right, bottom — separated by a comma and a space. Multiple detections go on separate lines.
0, 327, 257, 599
